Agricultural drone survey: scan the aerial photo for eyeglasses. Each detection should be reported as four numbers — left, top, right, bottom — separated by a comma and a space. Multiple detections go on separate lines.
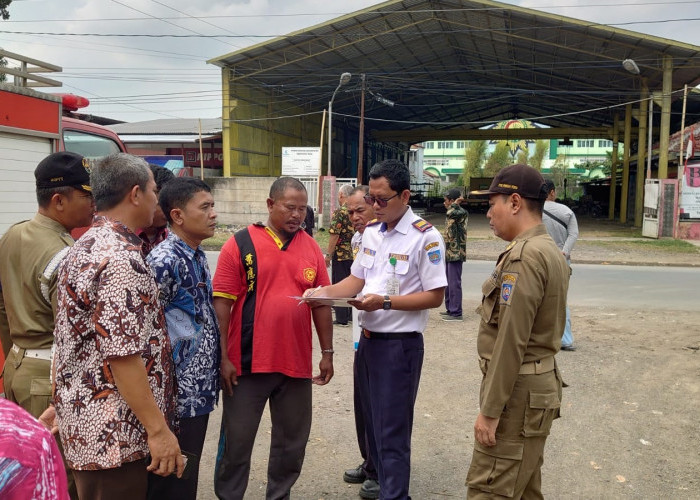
364, 193, 399, 208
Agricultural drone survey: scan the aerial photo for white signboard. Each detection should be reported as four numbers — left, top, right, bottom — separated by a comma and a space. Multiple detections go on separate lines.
680, 160, 700, 219
281, 147, 321, 176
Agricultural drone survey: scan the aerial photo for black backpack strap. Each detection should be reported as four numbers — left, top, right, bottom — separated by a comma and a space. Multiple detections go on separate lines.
543, 209, 567, 229
234, 228, 257, 375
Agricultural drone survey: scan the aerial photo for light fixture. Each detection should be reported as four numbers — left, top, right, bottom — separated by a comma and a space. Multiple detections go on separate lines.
622, 59, 640, 75
327, 72, 352, 176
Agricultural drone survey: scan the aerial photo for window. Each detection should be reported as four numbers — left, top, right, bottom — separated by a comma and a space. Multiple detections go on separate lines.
456, 141, 465, 149
62, 130, 121, 159
598, 140, 612, 148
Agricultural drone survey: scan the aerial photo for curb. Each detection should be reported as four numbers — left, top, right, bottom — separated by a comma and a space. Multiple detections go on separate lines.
467, 254, 700, 268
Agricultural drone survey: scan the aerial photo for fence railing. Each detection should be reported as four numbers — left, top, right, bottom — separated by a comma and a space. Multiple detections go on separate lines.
298, 177, 357, 211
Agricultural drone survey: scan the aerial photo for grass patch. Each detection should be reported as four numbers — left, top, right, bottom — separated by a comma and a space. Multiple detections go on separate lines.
201, 226, 333, 251
580, 239, 700, 254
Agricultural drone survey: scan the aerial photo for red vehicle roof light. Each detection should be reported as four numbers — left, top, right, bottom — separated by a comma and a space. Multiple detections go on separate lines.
58, 94, 90, 112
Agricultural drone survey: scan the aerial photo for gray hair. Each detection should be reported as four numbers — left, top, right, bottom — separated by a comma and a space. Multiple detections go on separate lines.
339, 184, 354, 197
91, 153, 151, 212
350, 185, 369, 196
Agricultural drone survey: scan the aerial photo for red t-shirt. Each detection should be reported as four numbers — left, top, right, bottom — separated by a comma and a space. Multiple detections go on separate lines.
213, 225, 330, 379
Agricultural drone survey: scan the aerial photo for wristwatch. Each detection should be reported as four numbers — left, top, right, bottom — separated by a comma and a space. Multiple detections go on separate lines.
383, 295, 391, 310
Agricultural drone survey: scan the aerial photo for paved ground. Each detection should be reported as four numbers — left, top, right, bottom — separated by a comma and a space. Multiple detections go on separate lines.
193, 213, 700, 499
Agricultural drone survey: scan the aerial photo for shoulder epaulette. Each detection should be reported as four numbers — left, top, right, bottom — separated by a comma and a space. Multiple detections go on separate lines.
366, 219, 381, 227
412, 219, 433, 232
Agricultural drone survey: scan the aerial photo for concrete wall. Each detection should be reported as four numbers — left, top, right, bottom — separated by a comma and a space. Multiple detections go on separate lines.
207, 176, 275, 226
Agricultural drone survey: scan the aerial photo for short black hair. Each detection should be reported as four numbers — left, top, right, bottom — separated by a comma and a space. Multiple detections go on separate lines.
369, 159, 410, 193
445, 187, 462, 201
269, 176, 306, 200
543, 179, 555, 193
149, 164, 175, 192
36, 186, 74, 208
158, 178, 211, 224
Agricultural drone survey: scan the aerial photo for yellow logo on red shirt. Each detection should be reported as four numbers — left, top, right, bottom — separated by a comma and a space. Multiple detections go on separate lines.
303, 268, 316, 283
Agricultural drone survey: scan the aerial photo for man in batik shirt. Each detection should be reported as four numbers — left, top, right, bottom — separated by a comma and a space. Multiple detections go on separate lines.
326, 184, 355, 325
147, 178, 220, 500
53, 153, 181, 500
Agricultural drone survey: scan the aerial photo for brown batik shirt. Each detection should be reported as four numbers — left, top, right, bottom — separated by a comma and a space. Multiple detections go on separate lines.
53, 216, 177, 470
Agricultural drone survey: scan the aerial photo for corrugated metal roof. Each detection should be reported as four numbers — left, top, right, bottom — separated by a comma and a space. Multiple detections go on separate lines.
108, 118, 221, 135
116, 134, 220, 144
207, 0, 700, 138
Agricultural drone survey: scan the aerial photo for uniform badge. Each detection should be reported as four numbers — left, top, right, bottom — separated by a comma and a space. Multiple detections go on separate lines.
500, 272, 518, 305
364, 248, 376, 256
303, 268, 316, 283
412, 219, 433, 232
428, 249, 441, 265
424, 241, 439, 251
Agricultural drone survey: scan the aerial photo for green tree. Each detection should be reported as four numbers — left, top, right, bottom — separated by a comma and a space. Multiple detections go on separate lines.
0, 0, 10, 20
483, 141, 511, 176
462, 140, 487, 187
0, 1, 12, 83
516, 147, 529, 165
530, 140, 549, 170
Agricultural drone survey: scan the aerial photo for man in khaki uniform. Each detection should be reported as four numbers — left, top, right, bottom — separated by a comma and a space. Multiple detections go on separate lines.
0, 151, 95, 414
466, 164, 569, 499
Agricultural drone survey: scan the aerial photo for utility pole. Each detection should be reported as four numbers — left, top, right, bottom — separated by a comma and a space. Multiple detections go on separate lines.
357, 73, 366, 185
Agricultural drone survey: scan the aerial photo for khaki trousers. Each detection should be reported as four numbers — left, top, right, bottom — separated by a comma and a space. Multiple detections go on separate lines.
466, 369, 562, 499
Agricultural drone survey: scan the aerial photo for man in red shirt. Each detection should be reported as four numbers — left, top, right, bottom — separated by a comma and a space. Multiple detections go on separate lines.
213, 177, 334, 500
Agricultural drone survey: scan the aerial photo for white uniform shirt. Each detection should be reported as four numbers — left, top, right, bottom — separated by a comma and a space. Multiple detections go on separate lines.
351, 206, 447, 333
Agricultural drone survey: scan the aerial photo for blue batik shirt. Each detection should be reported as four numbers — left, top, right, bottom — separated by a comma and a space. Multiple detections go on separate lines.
147, 232, 220, 418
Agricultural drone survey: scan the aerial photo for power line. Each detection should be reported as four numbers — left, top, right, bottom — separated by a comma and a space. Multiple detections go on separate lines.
4, 2, 699, 23
2, 17, 699, 37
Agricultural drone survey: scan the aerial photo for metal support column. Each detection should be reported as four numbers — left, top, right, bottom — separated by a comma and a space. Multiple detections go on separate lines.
609, 113, 620, 220
222, 68, 232, 177
620, 103, 633, 223
658, 55, 673, 179
634, 81, 649, 227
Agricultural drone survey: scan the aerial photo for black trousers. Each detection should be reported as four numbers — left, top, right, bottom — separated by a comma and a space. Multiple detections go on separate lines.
147, 413, 210, 500
332, 257, 353, 323
214, 373, 312, 500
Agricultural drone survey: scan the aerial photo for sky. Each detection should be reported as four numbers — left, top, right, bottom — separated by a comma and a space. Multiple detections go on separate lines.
1, 0, 699, 123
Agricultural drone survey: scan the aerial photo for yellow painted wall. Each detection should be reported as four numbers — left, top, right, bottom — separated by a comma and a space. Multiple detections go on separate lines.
222, 78, 323, 177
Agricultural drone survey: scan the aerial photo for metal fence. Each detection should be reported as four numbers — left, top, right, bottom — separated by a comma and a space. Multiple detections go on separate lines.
298, 177, 357, 211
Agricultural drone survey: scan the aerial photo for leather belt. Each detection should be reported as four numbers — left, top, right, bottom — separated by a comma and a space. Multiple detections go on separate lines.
12, 344, 52, 361
479, 355, 555, 376
362, 328, 420, 340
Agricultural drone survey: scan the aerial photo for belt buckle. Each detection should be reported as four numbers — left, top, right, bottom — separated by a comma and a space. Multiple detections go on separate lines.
363, 328, 371, 339
11, 344, 20, 354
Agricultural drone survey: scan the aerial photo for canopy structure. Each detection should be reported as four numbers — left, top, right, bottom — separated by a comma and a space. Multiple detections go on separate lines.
208, 0, 700, 227
209, 0, 700, 140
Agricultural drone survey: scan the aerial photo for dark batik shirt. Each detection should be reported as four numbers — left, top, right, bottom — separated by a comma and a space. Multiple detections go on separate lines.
147, 232, 220, 418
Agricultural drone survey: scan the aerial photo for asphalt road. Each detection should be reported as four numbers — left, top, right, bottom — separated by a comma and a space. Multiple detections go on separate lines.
207, 251, 699, 311
463, 261, 698, 311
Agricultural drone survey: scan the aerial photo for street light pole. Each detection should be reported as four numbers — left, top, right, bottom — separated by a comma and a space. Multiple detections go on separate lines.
327, 72, 352, 177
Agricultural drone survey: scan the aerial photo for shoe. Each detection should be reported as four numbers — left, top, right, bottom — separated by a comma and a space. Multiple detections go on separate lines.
343, 465, 367, 484
560, 345, 576, 352
441, 315, 463, 322
333, 320, 349, 326
439, 311, 451, 317
359, 479, 380, 499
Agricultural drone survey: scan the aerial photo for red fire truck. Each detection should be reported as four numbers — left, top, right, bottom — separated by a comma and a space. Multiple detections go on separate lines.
0, 83, 126, 386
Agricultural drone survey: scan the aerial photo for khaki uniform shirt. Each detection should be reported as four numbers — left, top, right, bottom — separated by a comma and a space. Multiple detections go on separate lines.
476, 224, 569, 418
0, 213, 74, 353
